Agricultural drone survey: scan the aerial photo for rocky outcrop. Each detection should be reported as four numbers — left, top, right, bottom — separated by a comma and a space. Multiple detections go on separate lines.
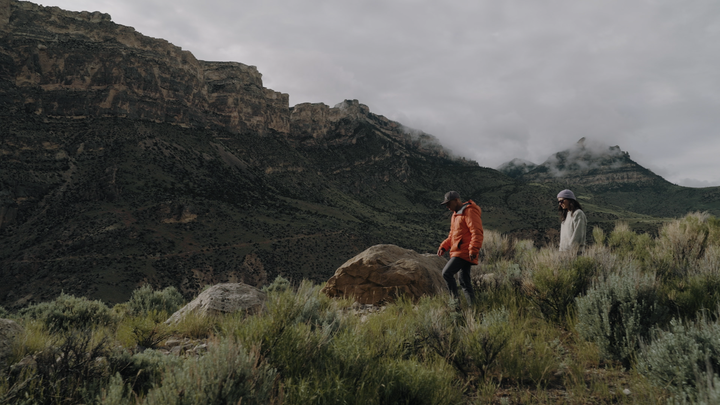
0, 318, 22, 368
289, 100, 463, 161
1, 0, 10, 28
166, 283, 266, 324
321, 244, 448, 305
497, 158, 538, 179
519, 138, 666, 189
0, 0, 288, 134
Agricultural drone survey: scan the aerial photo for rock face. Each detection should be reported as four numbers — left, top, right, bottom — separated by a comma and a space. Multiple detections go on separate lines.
0, 0, 464, 163
0, 0, 289, 134
321, 244, 448, 305
166, 283, 266, 324
0, 318, 22, 368
289, 100, 460, 161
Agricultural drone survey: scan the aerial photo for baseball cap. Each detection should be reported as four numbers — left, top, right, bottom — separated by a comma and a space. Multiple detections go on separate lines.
440, 191, 461, 205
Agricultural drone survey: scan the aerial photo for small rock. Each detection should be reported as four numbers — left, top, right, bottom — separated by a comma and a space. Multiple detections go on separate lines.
623, 388, 631, 396
165, 339, 182, 347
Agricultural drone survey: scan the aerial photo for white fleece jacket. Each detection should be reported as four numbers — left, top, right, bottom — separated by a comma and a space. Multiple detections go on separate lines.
559, 209, 587, 252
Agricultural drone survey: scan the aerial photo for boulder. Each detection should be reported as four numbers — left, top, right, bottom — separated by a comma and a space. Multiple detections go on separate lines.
321, 244, 448, 305
166, 283, 266, 324
0, 318, 23, 368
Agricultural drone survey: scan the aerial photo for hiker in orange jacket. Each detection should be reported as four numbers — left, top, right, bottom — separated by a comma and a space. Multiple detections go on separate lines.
437, 191, 484, 304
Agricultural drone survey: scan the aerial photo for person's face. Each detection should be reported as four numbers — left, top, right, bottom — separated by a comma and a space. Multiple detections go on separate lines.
558, 198, 568, 210
445, 199, 461, 212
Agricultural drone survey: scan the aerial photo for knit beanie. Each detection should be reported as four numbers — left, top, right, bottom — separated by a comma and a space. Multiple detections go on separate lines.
557, 189, 576, 200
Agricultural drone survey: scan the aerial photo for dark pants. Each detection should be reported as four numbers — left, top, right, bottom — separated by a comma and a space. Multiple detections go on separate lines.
442, 257, 475, 304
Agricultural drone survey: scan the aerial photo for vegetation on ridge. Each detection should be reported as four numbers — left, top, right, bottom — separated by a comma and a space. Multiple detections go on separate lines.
2, 212, 720, 404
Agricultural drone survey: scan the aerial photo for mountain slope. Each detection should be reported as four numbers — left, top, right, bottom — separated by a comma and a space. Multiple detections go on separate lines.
0, 0, 560, 307
499, 138, 720, 219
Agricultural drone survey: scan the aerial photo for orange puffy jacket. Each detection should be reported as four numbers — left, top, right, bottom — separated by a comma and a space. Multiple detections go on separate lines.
439, 200, 484, 265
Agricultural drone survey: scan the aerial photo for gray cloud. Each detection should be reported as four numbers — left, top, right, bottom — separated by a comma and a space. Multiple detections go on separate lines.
46, 0, 720, 187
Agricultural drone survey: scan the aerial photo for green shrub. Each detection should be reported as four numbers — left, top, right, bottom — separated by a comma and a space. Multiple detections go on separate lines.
525, 253, 598, 323
607, 222, 653, 263
637, 316, 720, 402
105, 348, 182, 398
125, 285, 185, 316
649, 212, 715, 280
0, 306, 9, 319
459, 308, 511, 379
262, 275, 291, 293
497, 318, 565, 386
2, 331, 112, 404
576, 271, 667, 367
661, 274, 720, 321
116, 314, 172, 349
104, 340, 278, 405
592, 226, 606, 246
19, 293, 114, 332
481, 230, 518, 264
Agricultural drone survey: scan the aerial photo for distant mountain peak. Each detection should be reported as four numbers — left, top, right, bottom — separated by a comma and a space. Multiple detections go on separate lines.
496, 158, 537, 178
517, 137, 664, 187
501, 138, 666, 189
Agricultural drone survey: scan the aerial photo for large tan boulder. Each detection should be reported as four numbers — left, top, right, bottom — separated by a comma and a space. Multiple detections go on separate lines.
166, 283, 266, 324
0, 319, 23, 368
321, 244, 448, 305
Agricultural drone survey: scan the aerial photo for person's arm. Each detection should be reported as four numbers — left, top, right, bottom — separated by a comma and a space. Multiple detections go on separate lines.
569, 210, 587, 248
466, 205, 484, 260
438, 227, 452, 256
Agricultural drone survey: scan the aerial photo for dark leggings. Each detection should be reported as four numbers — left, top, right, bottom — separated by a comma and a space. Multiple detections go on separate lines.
442, 257, 475, 304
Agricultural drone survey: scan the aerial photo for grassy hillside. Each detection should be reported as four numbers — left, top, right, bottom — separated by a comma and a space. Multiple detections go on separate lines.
0, 114, 561, 307
3, 213, 720, 404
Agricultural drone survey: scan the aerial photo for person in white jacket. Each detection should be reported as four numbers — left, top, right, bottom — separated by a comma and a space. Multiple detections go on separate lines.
557, 189, 586, 253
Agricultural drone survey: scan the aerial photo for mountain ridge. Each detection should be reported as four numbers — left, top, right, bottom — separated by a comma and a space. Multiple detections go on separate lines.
1, 0, 558, 308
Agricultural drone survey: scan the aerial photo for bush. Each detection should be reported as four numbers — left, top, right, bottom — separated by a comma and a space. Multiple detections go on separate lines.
637, 316, 720, 402
116, 314, 172, 349
2, 331, 112, 404
481, 230, 517, 264
19, 293, 114, 332
459, 308, 511, 379
661, 274, 720, 321
592, 226, 605, 246
103, 340, 278, 405
262, 275, 291, 293
607, 222, 653, 263
497, 318, 566, 386
524, 251, 598, 323
575, 270, 667, 367
125, 285, 185, 316
648, 212, 718, 280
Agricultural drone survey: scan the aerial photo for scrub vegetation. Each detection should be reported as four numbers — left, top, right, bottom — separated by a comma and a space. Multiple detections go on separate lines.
2, 212, 720, 404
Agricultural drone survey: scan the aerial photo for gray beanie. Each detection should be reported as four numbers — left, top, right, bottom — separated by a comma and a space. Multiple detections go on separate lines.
557, 189, 576, 200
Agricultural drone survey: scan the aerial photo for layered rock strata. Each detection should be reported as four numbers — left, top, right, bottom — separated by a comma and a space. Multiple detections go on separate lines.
0, 0, 289, 134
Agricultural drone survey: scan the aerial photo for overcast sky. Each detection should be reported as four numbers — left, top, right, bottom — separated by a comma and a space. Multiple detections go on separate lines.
44, 0, 720, 187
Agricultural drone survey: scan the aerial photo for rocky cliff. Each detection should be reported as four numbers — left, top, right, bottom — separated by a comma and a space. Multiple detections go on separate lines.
1, 0, 543, 308
0, 0, 461, 163
0, 0, 288, 133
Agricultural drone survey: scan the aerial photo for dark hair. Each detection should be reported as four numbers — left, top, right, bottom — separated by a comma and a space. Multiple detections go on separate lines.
559, 198, 583, 222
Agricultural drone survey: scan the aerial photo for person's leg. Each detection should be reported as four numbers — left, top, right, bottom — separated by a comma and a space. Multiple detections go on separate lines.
457, 261, 475, 304
442, 257, 465, 299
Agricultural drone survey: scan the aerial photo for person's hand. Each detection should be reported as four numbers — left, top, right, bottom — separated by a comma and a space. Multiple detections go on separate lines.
437, 247, 446, 256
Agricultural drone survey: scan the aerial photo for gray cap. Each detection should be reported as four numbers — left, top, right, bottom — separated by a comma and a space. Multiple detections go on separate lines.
440, 191, 461, 205
557, 189, 576, 200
